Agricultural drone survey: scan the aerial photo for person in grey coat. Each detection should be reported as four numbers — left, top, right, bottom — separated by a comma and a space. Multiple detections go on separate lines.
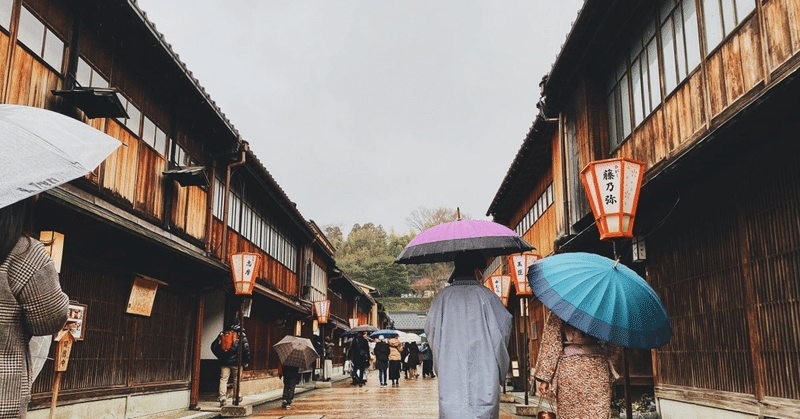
425, 252, 513, 419
0, 198, 70, 419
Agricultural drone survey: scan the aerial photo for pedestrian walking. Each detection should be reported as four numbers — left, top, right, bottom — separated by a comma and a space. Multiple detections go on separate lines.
211, 317, 251, 407
406, 342, 421, 379
421, 342, 435, 378
373, 336, 390, 386
534, 311, 620, 419
348, 332, 370, 386
387, 336, 403, 386
0, 197, 70, 419
425, 252, 513, 419
401, 342, 410, 379
323, 336, 334, 381
278, 362, 301, 409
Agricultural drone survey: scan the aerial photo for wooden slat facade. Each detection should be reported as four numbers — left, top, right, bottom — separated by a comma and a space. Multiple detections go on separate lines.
489, 0, 800, 416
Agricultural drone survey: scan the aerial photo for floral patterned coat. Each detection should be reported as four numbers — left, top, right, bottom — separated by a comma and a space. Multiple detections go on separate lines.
534, 312, 619, 419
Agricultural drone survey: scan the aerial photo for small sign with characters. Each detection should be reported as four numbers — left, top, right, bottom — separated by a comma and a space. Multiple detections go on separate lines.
126, 275, 165, 316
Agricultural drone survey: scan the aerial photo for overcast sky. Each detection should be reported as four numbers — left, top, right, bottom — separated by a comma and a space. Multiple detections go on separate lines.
136, 0, 584, 236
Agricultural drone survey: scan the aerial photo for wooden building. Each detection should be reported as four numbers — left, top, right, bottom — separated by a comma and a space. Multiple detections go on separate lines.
487, 0, 800, 418
0, 0, 365, 417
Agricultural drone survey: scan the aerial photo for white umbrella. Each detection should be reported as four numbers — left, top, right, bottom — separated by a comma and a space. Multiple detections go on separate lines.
397, 331, 421, 343
0, 104, 121, 209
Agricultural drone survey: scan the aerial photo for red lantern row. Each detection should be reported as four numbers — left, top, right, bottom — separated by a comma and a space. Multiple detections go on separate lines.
508, 253, 540, 295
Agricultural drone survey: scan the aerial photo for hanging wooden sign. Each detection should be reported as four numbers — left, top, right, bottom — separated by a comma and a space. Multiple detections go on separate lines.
39, 231, 65, 273
54, 330, 75, 372
126, 275, 166, 316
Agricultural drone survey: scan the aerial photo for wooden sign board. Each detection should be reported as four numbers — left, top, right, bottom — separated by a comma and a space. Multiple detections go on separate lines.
54, 330, 75, 372
39, 231, 64, 273
126, 276, 164, 316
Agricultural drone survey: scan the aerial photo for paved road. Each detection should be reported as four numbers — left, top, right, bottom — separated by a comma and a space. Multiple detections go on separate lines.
252, 369, 527, 418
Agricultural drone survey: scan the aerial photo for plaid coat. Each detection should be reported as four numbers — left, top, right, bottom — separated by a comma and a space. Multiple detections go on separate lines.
0, 237, 69, 418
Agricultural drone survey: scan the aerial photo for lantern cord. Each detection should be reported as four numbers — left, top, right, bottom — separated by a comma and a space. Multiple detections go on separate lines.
635, 192, 681, 241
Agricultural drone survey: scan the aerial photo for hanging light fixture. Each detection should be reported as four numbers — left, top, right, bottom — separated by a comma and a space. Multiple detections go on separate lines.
580, 157, 645, 240
489, 275, 512, 307
508, 253, 540, 295
229, 252, 262, 295
349, 318, 359, 328
314, 300, 331, 324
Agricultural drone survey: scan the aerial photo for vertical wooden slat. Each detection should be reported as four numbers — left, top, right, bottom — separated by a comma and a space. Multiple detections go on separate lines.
763, 0, 792, 70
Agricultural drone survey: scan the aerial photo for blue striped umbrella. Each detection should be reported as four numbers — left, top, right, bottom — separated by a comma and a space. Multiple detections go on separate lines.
527, 252, 672, 349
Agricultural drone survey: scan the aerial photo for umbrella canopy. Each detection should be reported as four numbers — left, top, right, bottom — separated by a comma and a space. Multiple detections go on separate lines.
397, 331, 421, 343
349, 324, 378, 333
395, 219, 534, 264
370, 329, 399, 339
273, 335, 319, 368
527, 252, 672, 349
0, 104, 121, 209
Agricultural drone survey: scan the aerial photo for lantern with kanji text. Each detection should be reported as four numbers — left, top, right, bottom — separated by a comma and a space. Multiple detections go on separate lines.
489, 275, 511, 307
229, 252, 262, 295
349, 318, 359, 328
314, 300, 331, 324
580, 157, 645, 241
508, 253, 539, 295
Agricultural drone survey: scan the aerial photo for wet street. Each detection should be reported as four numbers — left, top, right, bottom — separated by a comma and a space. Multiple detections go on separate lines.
251, 369, 527, 418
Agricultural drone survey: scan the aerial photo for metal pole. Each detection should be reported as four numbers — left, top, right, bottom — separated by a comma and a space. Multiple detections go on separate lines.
233, 303, 244, 406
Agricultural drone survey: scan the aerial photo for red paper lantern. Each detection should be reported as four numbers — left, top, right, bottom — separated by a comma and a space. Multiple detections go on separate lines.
229, 253, 262, 295
581, 158, 645, 241
314, 300, 331, 324
508, 253, 540, 295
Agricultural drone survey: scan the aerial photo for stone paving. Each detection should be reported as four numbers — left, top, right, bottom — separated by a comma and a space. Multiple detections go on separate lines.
250, 369, 528, 418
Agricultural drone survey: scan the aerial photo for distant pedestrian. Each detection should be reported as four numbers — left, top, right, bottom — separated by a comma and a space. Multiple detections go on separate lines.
387, 336, 403, 386
323, 337, 334, 381
279, 362, 300, 409
211, 317, 251, 407
421, 342, 435, 378
373, 336, 390, 387
0, 197, 70, 419
407, 342, 421, 379
401, 342, 410, 379
312, 335, 324, 380
348, 332, 370, 386
425, 252, 513, 419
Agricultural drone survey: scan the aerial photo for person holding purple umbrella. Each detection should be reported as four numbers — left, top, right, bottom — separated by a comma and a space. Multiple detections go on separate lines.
424, 252, 513, 419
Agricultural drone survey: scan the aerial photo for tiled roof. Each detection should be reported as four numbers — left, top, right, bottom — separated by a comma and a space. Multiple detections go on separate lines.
388, 312, 427, 331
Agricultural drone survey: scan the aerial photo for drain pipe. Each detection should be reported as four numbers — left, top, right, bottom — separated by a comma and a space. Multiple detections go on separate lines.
558, 111, 571, 249
221, 140, 248, 258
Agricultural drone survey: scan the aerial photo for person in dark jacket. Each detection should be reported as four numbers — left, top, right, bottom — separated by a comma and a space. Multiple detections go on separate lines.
401, 342, 410, 379
421, 342, 435, 378
211, 317, 251, 406
348, 332, 370, 386
279, 362, 300, 409
406, 342, 421, 379
373, 336, 390, 387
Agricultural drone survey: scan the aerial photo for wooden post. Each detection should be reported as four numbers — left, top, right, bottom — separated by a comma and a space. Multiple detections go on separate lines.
189, 295, 204, 410
233, 303, 245, 406
50, 331, 75, 419
522, 297, 530, 405
624, 347, 633, 419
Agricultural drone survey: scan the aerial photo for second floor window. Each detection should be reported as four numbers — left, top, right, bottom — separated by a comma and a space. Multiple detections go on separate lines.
17, 6, 64, 72
75, 57, 109, 89
702, 0, 755, 53
0, 0, 12, 32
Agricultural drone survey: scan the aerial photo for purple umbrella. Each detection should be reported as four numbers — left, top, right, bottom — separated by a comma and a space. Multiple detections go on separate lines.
395, 219, 534, 264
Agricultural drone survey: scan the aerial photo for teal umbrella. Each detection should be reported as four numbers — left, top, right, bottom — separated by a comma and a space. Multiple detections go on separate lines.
527, 252, 672, 349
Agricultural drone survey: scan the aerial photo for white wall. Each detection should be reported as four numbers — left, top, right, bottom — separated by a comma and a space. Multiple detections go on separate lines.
201, 289, 226, 360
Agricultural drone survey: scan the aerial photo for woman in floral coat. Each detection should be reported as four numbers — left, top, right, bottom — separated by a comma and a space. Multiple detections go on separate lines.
534, 312, 619, 419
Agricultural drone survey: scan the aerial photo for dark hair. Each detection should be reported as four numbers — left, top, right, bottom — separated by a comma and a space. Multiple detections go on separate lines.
0, 198, 32, 264
450, 252, 487, 279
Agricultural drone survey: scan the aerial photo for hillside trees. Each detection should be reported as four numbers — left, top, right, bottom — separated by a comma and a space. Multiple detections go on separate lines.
324, 207, 466, 297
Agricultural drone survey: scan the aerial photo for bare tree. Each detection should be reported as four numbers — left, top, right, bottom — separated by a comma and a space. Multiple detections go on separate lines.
405, 206, 468, 233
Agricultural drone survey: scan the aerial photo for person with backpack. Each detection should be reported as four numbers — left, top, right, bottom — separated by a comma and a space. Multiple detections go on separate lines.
211, 317, 250, 407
